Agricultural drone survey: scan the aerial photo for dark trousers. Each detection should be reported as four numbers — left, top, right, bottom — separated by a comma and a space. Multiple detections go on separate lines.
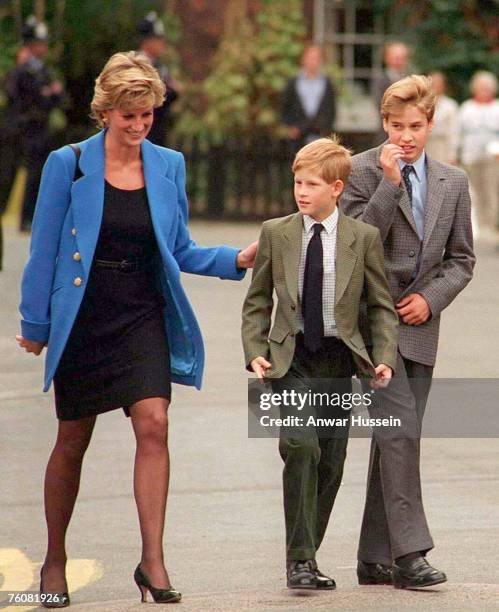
358, 352, 434, 564
272, 335, 354, 561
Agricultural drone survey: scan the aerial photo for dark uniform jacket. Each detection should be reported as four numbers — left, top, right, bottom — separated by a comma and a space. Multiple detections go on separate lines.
281, 75, 336, 141
148, 58, 178, 146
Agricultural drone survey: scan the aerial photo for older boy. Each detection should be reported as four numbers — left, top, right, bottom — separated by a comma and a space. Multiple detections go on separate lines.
341, 75, 475, 588
242, 138, 398, 590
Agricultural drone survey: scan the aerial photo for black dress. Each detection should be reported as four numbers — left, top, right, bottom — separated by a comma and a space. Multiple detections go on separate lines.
53, 181, 171, 420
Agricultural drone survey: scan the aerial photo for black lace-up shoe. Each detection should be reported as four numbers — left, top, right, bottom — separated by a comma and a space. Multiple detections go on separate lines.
310, 560, 336, 590
287, 559, 317, 589
357, 560, 393, 585
392, 557, 447, 589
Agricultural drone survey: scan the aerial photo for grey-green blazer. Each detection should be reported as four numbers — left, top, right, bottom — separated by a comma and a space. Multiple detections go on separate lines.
241, 210, 399, 379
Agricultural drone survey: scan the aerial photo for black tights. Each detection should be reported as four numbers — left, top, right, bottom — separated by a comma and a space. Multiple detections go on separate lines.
42, 398, 172, 593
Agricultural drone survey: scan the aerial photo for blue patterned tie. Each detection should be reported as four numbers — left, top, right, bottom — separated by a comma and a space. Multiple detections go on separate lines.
401, 165, 414, 204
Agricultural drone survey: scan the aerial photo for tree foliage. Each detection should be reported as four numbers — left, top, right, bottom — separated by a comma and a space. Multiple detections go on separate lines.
374, 0, 499, 100
175, 0, 307, 141
0, 0, 181, 134
2, 0, 498, 137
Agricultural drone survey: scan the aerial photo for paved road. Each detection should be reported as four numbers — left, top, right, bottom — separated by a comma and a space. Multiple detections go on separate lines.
1, 223, 499, 611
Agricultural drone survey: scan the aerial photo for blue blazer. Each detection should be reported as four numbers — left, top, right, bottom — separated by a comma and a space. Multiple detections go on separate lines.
20, 130, 245, 392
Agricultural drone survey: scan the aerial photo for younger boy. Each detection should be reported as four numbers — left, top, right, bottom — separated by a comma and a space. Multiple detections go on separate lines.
241, 137, 398, 590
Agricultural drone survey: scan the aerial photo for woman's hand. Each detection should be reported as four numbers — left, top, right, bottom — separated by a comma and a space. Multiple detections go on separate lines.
16, 335, 46, 356
237, 241, 258, 269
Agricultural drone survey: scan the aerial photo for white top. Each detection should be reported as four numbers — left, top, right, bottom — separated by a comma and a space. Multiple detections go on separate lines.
298, 208, 339, 337
427, 95, 459, 162
458, 98, 499, 164
296, 71, 327, 119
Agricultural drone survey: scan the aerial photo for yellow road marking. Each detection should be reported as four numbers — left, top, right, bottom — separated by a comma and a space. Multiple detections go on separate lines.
2, 168, 26, 228
0, 549, 103, 611
0, 548, 33, 592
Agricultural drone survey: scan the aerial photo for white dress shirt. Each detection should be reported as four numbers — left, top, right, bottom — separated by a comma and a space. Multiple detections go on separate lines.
296, 71, 327, 119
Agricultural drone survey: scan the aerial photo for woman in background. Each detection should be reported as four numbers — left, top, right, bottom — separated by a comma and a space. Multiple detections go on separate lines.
426, 71, 459, 165
459, 71, 499, 242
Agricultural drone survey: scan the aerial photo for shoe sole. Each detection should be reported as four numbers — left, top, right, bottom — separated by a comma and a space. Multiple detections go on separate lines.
315, 585, 336, 590
358, 570, 393, 585
394, 576, 447, 590
287, 581, 336, 591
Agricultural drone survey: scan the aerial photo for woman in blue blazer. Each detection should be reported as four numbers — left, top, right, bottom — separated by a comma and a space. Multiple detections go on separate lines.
17, 52, 256, 606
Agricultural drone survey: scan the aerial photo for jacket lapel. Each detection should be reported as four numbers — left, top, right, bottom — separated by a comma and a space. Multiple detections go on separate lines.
423, 157, 445, 250
335, 212, 357, 305
282, 211, 358, 307
282, 213, 303, 306
141, 139, 176, 257
71, 131, 105, 281
398, 189, 420, 236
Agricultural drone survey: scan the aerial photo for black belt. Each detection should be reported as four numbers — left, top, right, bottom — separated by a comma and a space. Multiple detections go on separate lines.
295, 332, 346, 349
94, 258, 153, 272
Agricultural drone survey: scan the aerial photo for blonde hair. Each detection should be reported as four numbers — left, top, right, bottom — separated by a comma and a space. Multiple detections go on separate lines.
292, 136, 352, 184
381, 74, 436, 121
90, 51, 165, 127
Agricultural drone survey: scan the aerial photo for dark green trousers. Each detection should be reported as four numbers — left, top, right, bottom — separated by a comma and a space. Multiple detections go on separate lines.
272, 334, 354, 561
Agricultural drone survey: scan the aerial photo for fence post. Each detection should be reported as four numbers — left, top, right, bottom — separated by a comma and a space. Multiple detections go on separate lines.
206, 144, 226, 218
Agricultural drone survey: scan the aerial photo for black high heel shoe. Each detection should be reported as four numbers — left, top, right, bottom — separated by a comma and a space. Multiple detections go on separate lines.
134, 564, 181, 604
39, 565, 70, 608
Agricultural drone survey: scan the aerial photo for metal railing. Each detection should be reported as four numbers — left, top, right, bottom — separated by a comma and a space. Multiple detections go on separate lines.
167, 132, 375, 220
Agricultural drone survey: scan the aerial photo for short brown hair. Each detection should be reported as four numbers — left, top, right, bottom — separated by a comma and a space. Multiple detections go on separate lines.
292, 136, 352, 184
381, 75, 436, 121
91, 51, 165, 127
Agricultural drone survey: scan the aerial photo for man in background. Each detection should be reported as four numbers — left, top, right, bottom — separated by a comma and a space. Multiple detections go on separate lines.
374, 42, 410, 108
0, 46, 31, 269
281, 45, 336, 148
373, 42, 410, 144
13, 16, 64, 233
137, 11, 180, 146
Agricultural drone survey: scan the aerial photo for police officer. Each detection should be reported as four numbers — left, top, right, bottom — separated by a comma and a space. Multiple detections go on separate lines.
15, 16, 64, 232
0, 46, 31, 270
137, 12, 179, 146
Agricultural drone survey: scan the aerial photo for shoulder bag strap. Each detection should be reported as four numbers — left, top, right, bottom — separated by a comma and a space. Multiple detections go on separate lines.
68, 143, 83, 182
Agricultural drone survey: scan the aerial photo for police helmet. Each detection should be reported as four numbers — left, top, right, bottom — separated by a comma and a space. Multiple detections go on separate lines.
137, 11, 165, 39
22, 15, 49, 43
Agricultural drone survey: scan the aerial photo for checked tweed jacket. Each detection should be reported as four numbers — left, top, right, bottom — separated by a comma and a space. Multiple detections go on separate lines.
340, 144, 475, 366
241, 211, 399, 379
